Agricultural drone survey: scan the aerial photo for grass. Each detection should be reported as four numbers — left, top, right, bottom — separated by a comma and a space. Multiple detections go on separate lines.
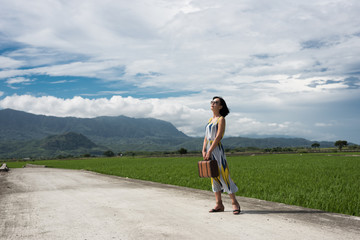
5, 153, 360, 216
229, 154, 360, 216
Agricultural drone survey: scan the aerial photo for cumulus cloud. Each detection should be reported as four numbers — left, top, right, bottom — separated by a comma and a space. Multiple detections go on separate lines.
226, 114, 309, 137
1, 0, 360, 143
1, 0, 359, 90
0, 94, 333, 140
0, 94, 208, 136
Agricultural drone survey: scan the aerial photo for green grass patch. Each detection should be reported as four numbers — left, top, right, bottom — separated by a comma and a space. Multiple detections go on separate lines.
4, 161, 26, 168
229, 154, 360, 216
5, 153, 360, 216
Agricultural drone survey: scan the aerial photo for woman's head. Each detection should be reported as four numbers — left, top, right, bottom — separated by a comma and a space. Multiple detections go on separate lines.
211, 96, 230, 117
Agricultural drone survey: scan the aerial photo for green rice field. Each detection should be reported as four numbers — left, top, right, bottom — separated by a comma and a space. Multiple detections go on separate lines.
5, 153, 360, 216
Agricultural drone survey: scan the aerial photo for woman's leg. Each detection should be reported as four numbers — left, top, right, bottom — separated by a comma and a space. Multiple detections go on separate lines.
229, 193, 241, 214
215, 191, 222, 205
209, 191, 224, 212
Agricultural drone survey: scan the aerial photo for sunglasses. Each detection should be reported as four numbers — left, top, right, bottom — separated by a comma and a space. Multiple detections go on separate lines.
210, 100, 220, 105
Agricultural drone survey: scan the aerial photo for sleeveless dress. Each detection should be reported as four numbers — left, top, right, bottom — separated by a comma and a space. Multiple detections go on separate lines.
205, 117, 238, 194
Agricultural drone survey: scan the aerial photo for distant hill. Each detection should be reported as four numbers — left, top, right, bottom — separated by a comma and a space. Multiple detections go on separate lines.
0, 108, 191, 157
0, 108, 188, 141
0, 108, 342, 158
171, 136, 336, 152
221, 137, 335, 149
40, 132, 98, 150
0, 132, 108, 159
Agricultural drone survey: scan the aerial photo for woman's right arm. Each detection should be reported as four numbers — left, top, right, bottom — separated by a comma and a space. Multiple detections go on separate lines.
202, 136, 207, 159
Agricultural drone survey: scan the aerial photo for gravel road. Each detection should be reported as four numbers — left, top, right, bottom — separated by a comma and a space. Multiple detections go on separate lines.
1, 167, 359, 240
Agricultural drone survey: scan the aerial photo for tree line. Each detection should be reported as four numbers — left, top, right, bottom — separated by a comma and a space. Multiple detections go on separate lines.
32, 140, 360, 160
99, 140, 359, 157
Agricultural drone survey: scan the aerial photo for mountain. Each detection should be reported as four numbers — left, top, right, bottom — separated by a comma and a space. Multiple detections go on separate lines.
40, 132, 98, 150
0, 108, 188, 141
0, 132, 108, 159
0, 108, 191, 157
169, 136, 336, 152
221, 137, 335, 149
0, 108, 343, 158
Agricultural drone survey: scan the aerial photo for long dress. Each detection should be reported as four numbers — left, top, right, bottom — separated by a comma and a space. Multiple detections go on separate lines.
205, 117, 238, 194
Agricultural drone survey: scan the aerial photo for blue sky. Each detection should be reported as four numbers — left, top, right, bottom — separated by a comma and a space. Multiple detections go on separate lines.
1, 0, 360, 144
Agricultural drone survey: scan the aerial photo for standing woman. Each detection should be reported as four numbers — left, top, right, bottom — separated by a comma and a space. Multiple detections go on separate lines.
202, 96, 241, 214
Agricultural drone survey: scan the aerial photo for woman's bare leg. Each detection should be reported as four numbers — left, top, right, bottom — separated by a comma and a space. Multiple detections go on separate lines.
209, 191, 224, 212
229, 193, 241, 214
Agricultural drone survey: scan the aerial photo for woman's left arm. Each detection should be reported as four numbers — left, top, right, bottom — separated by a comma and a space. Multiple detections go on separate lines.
205, 117, 225, 160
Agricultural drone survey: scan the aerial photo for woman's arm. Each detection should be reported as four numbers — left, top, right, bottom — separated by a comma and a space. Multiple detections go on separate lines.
205, 117, 225, 160
202, 136, 207, 159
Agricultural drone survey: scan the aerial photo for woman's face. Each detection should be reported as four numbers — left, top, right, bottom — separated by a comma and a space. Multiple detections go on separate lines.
210, 98, 223, 112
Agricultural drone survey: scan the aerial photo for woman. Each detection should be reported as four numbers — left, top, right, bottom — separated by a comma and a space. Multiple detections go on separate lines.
202, 96, 241, 215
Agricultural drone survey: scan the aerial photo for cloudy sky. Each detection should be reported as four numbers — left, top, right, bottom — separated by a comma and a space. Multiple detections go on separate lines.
1, 0, 360, 144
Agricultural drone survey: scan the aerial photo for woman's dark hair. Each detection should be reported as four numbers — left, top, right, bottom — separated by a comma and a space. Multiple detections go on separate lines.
213, 96, 230, 117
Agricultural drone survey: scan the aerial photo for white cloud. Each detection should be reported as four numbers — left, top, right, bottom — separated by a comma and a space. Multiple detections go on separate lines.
5, 77, 33, 89
315, 123, 333, 127
0, 94, 207, 136
0, 0, 359, 96
49, 80, 76, 84
0, 94, 332, 140
1, 0, 358, 85
226, 114, 311, 137
1, 0, 360, 143
6, 77, 32, 85
0, 56, 24, 69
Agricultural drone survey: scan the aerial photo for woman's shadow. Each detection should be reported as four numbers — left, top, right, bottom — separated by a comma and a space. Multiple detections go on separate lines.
241, 210, 326, 214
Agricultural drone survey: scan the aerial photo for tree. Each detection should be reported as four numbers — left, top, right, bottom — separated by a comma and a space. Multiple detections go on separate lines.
178, 148, 187, 155
334, 140, 348, 151
311, 142, 320, 149
349, 144, 360, 150
103, 150, 115, 157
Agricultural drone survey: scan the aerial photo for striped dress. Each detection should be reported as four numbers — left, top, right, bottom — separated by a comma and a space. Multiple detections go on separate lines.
205, 117, 238, 194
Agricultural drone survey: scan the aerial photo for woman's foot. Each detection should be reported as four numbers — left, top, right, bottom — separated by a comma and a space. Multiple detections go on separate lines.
232, 202, 241, 215
209, 201, 225, 213
209, 206, 224, 212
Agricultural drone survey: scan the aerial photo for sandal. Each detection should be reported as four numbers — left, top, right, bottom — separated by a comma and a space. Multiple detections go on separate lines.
209, 206, 224, 213
233, 207, 241, 215
232, 204, 241, 215
209, 201, 224, 213
232, 201, 241, 215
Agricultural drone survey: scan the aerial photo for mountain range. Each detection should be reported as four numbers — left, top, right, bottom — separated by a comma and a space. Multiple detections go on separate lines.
0, 108, 337, 159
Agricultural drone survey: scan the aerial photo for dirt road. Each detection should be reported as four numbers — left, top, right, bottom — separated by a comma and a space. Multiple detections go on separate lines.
1, 168, 359, 240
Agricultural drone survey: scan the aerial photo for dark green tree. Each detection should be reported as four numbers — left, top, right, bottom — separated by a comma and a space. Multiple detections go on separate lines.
311, 142, 320, 149
103, 150, 115, 157
334, 140, 348, 151
178, 148, 187, 155
349, 144, 360, 150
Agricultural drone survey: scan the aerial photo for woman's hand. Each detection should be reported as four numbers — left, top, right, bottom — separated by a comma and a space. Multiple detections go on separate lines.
202, 137, 207, 160
205, 151, 212, 161
202, 150, 207, 160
